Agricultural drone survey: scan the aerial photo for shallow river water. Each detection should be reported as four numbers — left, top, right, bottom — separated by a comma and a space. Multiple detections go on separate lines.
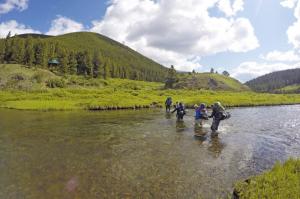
0, 106, 300, 199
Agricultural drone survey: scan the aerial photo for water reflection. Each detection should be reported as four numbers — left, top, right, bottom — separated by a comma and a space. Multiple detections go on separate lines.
0, 106, 300, 199
208, 136, 225, 157
165, 112, 172, 119
176, 120, 186, 132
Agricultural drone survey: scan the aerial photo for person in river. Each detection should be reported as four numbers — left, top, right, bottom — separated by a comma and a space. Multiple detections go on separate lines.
172, 102, 186, 120
209, 102, 228, 133
195, 103, 208, 127
165, 97, 173, 113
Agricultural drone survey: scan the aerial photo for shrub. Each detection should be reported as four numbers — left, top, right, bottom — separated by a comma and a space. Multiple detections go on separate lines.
32, 71, 49, 83
10, 73, 25, 81
46, 78, 66, 88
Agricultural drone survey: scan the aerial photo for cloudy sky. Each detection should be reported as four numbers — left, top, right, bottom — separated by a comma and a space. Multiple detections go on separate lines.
0, 0, 300, 82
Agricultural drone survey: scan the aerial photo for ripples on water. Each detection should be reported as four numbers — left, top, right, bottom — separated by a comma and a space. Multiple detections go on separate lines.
0, 105, 300, 198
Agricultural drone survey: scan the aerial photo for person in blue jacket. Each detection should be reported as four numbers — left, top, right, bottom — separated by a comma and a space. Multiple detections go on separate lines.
165, 97, 173, 113
195, 103, 208, 127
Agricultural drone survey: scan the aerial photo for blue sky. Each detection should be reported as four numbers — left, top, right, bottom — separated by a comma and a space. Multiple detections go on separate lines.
1, 0, 300, 82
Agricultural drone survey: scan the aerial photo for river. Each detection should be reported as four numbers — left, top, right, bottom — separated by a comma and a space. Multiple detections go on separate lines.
0, 106, 300, 198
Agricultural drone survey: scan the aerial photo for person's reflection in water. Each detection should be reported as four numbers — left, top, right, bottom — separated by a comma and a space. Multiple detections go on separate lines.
176, 120, 186, 132
165, 112, 172, 119
208, 135, 225, 158
194, 125, 208, 144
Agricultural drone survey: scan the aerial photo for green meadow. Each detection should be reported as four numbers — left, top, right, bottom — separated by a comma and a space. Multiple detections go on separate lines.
234, 159, 300, 199
0, 64, 300, 111
1, 83, 300, 111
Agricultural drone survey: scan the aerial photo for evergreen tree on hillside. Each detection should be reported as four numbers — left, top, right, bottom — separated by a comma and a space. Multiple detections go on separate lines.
76, 51, 89, 76
58, 48, 68, 73
24, 37, 35, 66
4, 32, 12, 62
35, 41, 48, 67
210, 68, 214, 73
103, 59, 111, 79
222, 71, 230, 77
85, 51, 93, 77
10, 38, 19, 63
16, 39, 25, 64
0, 32, 168, 82
0, 42, 4, 63
165, 65, 177, 88
92, 51, 102, 78
68, 52, 78, 75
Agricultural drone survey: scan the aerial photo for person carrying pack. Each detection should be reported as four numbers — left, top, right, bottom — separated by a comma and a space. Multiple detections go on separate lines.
209, 102, 229, 132
172, 102, 186, 120
165, 97, 173, 113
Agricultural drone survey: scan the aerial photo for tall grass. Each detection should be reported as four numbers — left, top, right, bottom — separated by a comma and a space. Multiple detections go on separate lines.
234, 159, 300, 199
1, 86, 300, 111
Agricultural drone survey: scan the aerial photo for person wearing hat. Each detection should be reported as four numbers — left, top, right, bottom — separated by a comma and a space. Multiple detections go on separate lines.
195, 103, 208, 127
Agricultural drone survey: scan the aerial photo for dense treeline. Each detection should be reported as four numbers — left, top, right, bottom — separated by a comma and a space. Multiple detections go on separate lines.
0, 32, 168, 81
246, 68, 300, 92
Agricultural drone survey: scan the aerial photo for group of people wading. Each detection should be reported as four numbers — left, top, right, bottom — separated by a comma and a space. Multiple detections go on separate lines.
165, 97, 231, 134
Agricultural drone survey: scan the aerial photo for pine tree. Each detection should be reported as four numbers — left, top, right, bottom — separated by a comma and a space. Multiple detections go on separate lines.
222, 71, 230, 76
24, 37, 35, 66
10, 38, 19, 63
85, 51, 93, 77
58, 48, 68, 74
76, 51, 88, 75
0, 43, 4, 63
92, 51, 102, 78
68, 52, 78, 75
16, 39, 25, 64
165, 65, 177, 88
35, 41, 48, 67
103, 59, 113, 79
4, 33, 12, 63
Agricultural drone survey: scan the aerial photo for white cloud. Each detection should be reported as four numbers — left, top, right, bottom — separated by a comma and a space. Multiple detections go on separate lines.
261, 50, 300, 62
280, 0, 298, 9
90, 0, 258, 71
218, 0, 244, 17
231, 61, 300, 82
0, 0, 28, 14
283, 0, 300, 49
0, 20, 40, 38
46, 16, 85, 36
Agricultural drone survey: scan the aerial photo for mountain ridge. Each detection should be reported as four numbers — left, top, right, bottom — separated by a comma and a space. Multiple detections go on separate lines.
245, 68, 300, 93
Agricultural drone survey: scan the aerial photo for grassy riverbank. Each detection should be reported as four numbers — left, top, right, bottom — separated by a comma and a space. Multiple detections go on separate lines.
234, 159, 300, 199
1, 64, 300, 111
1, 85, 300, 111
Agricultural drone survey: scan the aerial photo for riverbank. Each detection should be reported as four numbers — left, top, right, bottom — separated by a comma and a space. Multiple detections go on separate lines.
234, 159, 300, 199
1, 88, 300, 111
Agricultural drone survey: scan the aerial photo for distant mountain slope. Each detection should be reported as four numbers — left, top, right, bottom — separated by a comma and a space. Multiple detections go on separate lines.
175, 73, 250, 91
275, 84, 300, 94
0, 32, 167, 82
245, 68, 300, 93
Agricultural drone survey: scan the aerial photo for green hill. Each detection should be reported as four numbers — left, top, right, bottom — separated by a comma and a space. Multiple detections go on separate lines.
0, 32, 168, 82
0, 64, 57, 90
174, 73, 250, 91
246, 68, 300, 93
275, 84, 300, 94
